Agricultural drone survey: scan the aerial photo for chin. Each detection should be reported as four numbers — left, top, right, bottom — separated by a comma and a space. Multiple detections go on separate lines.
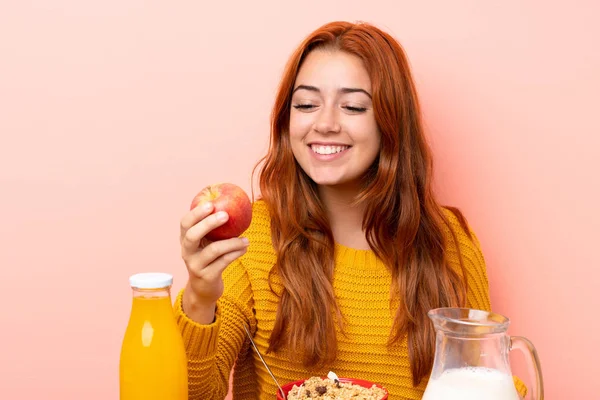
304, 168, 362, 188
308, 175, 343, 186
309, 176, 360, 189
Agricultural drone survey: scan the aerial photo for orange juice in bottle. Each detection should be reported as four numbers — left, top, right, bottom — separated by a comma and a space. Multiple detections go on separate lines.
120, 273, 188, 399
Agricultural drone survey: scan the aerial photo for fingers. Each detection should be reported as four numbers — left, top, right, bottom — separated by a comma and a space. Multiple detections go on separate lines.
179, 199, 251, 307
180, 201, 214, 236
181, 209, 230, 255
186, 237, 249, 276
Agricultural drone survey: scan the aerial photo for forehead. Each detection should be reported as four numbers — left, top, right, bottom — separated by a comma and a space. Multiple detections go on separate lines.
294, 49, 372, 91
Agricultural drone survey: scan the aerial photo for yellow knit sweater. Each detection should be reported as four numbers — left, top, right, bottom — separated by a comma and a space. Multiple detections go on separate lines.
174, 200, 526, 399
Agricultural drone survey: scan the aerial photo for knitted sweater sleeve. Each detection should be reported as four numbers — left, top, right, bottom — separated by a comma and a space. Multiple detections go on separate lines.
172, 257, 256, 399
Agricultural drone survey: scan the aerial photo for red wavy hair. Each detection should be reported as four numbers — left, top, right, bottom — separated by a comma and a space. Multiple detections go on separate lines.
253, 21, 469, 386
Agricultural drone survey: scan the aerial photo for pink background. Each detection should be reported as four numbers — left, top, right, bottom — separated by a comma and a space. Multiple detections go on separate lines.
1, 1, 598, 398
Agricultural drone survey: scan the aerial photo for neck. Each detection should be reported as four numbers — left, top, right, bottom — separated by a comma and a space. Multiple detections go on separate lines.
318, 183, 370, 250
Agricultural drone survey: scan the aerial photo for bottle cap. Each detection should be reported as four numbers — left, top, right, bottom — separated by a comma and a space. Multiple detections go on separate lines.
129, 272, 173, 289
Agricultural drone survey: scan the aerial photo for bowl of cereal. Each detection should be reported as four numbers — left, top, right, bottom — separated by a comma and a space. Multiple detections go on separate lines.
277, 375, 388, 400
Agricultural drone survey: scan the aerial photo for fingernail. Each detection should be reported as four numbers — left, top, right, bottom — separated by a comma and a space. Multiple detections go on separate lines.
202, 202, 213, 212
216, 211, 228, 221
241, 237, 249, 245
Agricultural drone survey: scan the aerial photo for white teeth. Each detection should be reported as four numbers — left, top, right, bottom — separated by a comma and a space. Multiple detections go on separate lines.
310, 145, 349, 155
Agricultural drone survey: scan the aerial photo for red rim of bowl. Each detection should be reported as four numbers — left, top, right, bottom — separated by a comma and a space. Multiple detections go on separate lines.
277, 377, 388, 399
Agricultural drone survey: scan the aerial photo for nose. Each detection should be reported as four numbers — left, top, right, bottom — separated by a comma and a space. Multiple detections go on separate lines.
314, 106, 341, 134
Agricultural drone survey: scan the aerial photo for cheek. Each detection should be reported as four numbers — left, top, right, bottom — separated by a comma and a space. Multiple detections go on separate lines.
358, 124, 382, 163
288, 116, 307, 159
353, 120, 380, 145
289, 113, 313, 140
372, 133, 382, 155
373, 132, 382, 151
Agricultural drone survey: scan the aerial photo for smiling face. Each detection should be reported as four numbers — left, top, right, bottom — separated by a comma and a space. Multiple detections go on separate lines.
289, 49, 381, 190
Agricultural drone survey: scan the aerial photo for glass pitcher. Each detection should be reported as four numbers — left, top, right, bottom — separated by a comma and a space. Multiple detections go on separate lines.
422, 308, 543, 400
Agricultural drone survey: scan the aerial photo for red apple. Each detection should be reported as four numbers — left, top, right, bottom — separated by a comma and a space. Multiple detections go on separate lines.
190, 183, 252, 241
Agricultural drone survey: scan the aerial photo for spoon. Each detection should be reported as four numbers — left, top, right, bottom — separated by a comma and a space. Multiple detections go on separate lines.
242, 322, 286, 399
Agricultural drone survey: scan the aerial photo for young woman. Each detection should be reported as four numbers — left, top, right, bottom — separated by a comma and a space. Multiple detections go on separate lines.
176, 21, 526, 399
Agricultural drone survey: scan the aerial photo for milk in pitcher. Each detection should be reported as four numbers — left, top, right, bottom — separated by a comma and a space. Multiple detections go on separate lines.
422, 367, 519, 400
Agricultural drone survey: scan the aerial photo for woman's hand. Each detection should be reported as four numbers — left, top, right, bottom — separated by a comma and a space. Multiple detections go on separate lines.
179, 201, 250, 324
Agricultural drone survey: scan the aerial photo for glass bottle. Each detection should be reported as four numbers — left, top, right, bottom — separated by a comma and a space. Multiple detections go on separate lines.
119, 273, 188, 399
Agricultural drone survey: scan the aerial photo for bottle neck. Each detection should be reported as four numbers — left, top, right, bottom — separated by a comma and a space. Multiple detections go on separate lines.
132, 286, 171, 299
129, 286, 174, 321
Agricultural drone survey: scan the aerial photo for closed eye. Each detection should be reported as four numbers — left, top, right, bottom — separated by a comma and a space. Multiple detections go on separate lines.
344, 105, 367, 113
293, 104, 316, 110
292, 104, 367, 112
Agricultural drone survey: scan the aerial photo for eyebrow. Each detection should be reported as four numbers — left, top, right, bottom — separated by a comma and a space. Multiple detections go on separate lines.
292, 84, 372, 99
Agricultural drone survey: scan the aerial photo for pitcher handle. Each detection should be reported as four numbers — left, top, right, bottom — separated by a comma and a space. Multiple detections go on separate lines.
510, 336, 544, 400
